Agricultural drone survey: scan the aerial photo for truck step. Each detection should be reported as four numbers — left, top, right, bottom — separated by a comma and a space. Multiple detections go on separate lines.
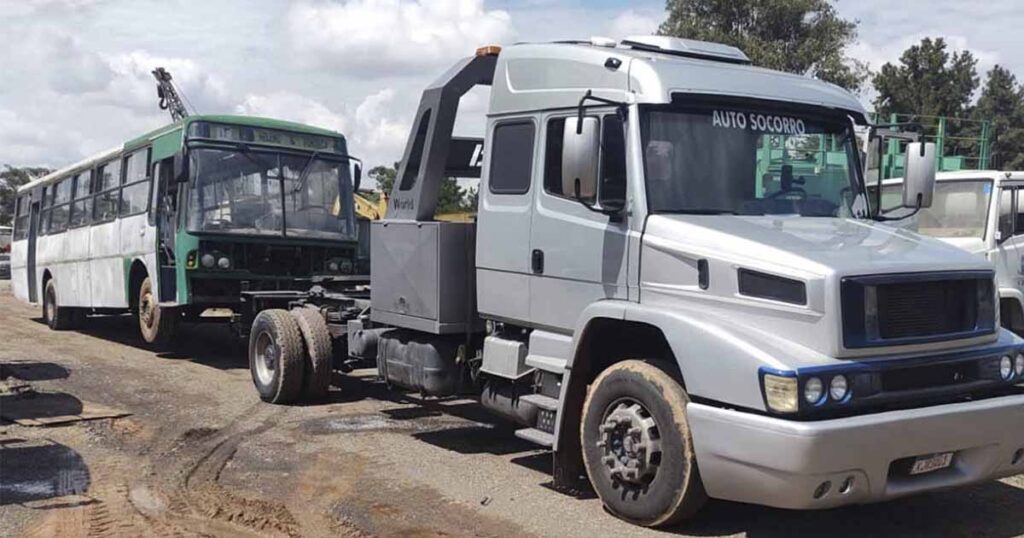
521, 393, 559, 411
524, 354, 566, 374
515, 428, 554, 448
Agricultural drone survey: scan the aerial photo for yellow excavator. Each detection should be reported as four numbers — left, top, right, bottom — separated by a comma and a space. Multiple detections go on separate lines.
347, 190, 474, 222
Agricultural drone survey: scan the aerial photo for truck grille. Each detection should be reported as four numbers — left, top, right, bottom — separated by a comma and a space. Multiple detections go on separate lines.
841, 271, 995, 348
876, 280, 977, 339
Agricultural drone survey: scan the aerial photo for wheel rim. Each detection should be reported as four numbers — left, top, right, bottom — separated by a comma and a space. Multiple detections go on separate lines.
139, 289, 156, 329
596, 398, 663, 486
253, 330, 278, 386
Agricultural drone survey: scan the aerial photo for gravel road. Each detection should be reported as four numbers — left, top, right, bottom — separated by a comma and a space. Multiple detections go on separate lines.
1, 280, 1022, 537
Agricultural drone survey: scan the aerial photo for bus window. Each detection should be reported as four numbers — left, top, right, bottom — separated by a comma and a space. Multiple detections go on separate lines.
120, 149, 151, 216
49, 178, 73, 233
13, 195, 29, 241
70, 172, 93, 228
93, 159, 122, 223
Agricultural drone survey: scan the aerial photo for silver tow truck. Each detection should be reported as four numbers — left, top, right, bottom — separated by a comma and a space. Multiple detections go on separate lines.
246, 36, 1024, 527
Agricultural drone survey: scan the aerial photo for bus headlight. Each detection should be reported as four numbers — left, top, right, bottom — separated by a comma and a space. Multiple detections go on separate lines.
763, 374, 798, 413
327, 260, 340, 272
200, 253, 216, 268
217, 256, 231, 270
1016, 353, 1024, 377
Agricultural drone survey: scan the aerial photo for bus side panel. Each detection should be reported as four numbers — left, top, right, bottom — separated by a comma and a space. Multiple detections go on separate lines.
118, 213, 158, 300
90, 219, 127, 308
64, 226, 91, 306
10, 239, 28, 302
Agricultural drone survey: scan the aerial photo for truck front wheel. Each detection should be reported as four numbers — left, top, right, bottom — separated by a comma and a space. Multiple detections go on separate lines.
249, 309, 305, 404
581, 360, 707, 527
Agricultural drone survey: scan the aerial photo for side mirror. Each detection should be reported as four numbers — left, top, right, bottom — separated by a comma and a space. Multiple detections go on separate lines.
902, 142, 936, 209
352, 162, 362, 192
562, 116, 599, 203
172, 149, 189, 183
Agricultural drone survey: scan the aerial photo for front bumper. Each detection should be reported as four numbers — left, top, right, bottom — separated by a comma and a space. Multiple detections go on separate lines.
688, 394, 1024, 509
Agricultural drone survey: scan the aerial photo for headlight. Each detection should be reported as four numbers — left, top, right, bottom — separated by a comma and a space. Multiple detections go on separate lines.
804, 377, 824, 404
999, 355, 1013, 380
339, 259, 353, 274
763, 374, 798, 413
1016, 353, 1024, 377
327, 261, 340, 272
217, 256, 231, 270
200, 253, 215, 268
829, 375, 849, 401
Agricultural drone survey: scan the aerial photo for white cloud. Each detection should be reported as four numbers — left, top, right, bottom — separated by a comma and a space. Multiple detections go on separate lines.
0, 0, 101, 18
235, 91, 348, 133
849, 33, 1000, 74
286, 0, 516, 75
607, 10, 659, 40
99, 51, 232, 115
353, 89, 410, 164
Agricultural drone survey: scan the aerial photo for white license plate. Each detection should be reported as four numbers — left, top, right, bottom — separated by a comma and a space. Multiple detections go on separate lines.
909, 452, 954, 475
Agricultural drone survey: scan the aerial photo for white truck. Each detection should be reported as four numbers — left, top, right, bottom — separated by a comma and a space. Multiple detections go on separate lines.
877, 171, 1024, 335
246, 37, 1024, 527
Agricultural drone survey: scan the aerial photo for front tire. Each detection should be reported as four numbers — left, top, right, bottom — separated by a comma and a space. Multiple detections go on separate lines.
249, 309, 305, 404
581, 360, 707, 527
43, 279, 73, 330
138, 276, 177, 345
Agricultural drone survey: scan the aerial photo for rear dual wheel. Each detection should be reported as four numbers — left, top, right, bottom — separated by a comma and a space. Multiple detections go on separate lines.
581, 360, 707, 527
249, 308, 333, 404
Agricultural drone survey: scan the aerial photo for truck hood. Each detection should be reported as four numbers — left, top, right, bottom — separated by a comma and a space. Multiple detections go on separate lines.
935, 236, 988, 256
646, 214, 992, 277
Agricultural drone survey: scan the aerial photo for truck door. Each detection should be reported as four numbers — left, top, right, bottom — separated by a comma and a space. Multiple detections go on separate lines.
528, 113, 629, 331
475, 119, 538, 323
993, 186, 1022, 290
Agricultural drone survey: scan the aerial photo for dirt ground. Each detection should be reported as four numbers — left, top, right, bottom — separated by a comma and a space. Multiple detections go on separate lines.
1, 280, 1023, 538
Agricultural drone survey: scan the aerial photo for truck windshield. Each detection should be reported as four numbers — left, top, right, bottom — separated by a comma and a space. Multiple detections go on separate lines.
641, 105, 862, 217
187, 148, 356, 240
878, 180, 992, 239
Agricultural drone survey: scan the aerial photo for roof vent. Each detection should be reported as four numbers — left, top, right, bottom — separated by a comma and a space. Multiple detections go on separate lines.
621, 36, 750, 64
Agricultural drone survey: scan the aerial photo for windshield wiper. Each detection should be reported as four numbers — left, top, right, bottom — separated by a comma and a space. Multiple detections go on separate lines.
665, 209, 740, 215
292, 150, 321, 193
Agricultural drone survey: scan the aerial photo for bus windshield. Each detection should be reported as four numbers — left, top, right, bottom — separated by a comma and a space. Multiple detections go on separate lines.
879, 180, 992, 239
641, 105, 863, 217
187, 148, 357, 240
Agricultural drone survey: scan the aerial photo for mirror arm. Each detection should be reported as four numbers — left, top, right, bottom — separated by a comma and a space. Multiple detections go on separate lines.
573, 178, 623, 221
874, 193, 923, 222
575, 90, 628, 133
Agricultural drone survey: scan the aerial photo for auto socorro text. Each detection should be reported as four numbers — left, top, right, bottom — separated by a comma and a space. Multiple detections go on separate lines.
712, 109, 806, 135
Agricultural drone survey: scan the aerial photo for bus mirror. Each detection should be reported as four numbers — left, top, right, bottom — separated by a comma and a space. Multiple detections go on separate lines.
352, 162, 362, 192
563, 116, 599, 204
902, 142, 936, 209
173, 150, 189, 183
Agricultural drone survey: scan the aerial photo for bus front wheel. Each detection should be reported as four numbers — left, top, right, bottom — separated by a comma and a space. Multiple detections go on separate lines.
138, 276, 177, 345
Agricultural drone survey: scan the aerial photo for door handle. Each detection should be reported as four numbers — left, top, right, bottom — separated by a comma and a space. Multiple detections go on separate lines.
531, 249, 544, 274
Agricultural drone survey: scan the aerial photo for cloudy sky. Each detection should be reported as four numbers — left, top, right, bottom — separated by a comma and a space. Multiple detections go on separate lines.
2, 0, 1022, 177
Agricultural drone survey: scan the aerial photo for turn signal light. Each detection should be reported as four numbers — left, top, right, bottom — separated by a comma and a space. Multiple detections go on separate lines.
475, 45, 501, 57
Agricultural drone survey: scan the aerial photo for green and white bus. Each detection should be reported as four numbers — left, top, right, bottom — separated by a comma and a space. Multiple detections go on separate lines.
10, 115, 363, 344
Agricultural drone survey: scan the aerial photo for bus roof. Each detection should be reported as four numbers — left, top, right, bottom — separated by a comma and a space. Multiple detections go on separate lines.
18, 114, 346, 194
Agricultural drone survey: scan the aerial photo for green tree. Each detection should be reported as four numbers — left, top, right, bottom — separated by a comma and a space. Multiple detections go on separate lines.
0, 165, 50, 226
973, 65, 1024, 170
658, 0, 868, 92
368, 164, 397, 194
872, 37, 978, 118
